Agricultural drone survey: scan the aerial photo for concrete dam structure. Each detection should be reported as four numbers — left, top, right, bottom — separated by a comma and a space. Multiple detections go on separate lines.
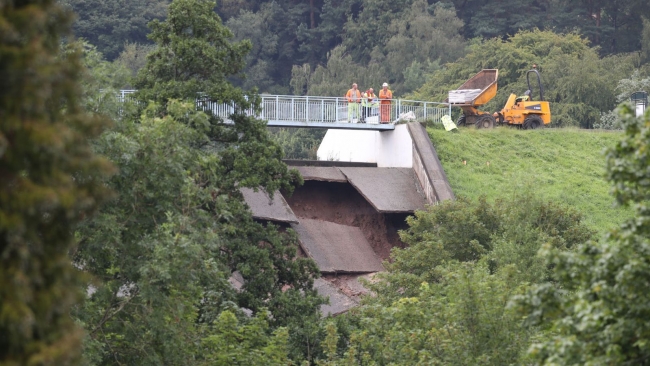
243, 122, 454, 315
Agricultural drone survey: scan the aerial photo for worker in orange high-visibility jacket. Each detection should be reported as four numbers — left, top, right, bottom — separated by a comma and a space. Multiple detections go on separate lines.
379, 82, 393, 123
345, 83, 362, 122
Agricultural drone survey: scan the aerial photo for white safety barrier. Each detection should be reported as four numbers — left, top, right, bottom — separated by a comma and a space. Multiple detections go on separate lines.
116, 91, 451, 126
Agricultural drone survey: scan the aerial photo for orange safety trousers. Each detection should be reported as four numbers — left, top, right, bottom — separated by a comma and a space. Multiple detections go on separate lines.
379, 90, 393, 123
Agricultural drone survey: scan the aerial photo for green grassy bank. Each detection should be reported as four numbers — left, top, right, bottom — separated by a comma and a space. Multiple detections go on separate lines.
427, 127, 632, 232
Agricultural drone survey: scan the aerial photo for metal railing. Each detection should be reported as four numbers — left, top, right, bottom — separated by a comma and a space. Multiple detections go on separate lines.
118, 90, 137, 103
116, 90, 451, 125
258, 95, 450, 125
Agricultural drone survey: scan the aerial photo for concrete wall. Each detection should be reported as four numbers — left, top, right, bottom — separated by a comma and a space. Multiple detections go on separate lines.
412, 148, 437, 204
317, 129, 378, 163
317, 125, 412, 167
316, 123, 454, 204
377, 125, 412, 168
406, 123, 455, 203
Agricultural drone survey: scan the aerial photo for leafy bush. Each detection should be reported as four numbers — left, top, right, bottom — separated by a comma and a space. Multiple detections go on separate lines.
312, 194, 593, 365
516, 105, 650, 365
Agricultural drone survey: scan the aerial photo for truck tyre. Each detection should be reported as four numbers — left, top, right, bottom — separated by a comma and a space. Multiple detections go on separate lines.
523, 115, 544, 130
475, 114, 496, 129
457, 114, 466, 126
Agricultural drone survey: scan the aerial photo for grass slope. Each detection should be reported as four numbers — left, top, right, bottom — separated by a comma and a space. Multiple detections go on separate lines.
427, 127, 632, 232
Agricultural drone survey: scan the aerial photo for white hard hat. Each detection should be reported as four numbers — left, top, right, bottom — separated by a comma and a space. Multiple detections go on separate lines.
382, 83, 388, 87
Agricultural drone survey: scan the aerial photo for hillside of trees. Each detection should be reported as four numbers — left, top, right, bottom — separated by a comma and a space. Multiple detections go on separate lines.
4, 0, 650, 364
60, 0, 650, 159
63, 0, 650, 130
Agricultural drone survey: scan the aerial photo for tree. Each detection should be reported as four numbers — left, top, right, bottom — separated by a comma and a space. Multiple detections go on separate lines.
324, 262, 535, 365
115, 42, 156, 81
382, 1, 466, 93
134, 0, 253, 109
200, 311, 291, 365
225, 7, 281, 92
62, 0, 170, 60
75, 101, 321, 363
290, 45, 383, 97
77, 42, 132, 119
0, 0, 113, 364
517, 106, 650, 364
75, 0, 324, 362
373, 194, 593, 303
311, 193, 593, 365
642, 17, 650, 65
413, 30, 637, 128
596, 69, 650, 129
322, 0, 467, 94
449, 0, 650, 56
268, 127, 326, 160
342, 0, 412, 63
467, 0, 547, 40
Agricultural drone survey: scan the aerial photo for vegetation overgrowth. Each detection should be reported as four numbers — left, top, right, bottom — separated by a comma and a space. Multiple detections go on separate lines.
427, 127, 632, 231
5, 0, 650, 364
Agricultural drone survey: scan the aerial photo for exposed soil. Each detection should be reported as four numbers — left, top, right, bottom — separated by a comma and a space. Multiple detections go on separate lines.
284, 180, 410, 260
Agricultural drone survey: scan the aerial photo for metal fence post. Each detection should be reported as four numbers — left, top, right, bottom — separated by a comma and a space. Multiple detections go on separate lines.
275, 95, 279, 121
397, 99, 401, 121
321, 99, 324, 122
306, 96, 309, 122
336, 97, 339, 122
424, 102, 427, 121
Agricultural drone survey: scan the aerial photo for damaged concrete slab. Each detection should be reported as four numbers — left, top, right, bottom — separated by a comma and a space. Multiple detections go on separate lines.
315, 278, 358, 316
338, 167, 427, 213
241, 188, 299, 224
294, 166, 348, 182
316, 274, 377, 316
292, 219, 384, 274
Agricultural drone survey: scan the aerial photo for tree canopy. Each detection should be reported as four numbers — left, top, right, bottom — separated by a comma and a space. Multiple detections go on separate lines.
73, 0, 324, 363
10, 0, 650, 363
134, 0, 253, 108
0, 0, 113, 363
412, 30, 639, 128
309, 193, 595, 365
61, 0, 169, 60
512, 106, 650, 364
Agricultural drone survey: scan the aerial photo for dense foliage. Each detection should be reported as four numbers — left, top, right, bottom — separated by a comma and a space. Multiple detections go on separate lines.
0, 0, 113, 363
61, 0, 169, 60
71, 0, 324, 363
515, 106, 650, 365
9, 0, 650, 363
74, 101, 322, 364
413, 30, 641, 128
313, 194, 594, 365
64, 0, 650, 107
134, 0, 253, 109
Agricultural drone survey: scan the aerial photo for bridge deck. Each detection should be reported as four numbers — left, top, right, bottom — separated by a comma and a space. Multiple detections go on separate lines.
266, 120, 395, 130
117, 91, 451, 131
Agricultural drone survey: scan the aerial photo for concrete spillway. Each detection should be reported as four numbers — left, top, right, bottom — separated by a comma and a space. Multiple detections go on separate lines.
243, 122, 454, 315
292, 219, 384, 274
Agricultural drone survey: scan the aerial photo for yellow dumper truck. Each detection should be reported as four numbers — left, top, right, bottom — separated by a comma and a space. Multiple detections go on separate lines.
449, 69, 551, 129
